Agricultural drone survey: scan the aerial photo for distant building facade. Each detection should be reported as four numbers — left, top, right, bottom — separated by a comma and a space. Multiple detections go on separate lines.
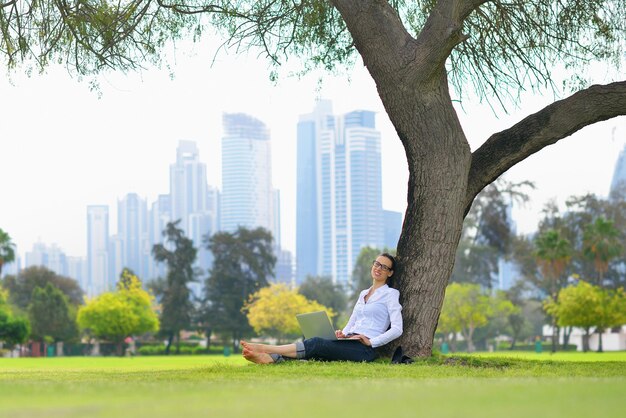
117, 193, 148, 279
221, 114, 279, 238
86, 205, 110, 296
25, 242, 68, 276
610, 143, 626, 195
383, 210, 403, 250
296, 101, 385, 286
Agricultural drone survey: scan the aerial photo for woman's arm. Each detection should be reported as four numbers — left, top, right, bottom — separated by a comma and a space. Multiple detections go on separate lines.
368, 290, 403, 348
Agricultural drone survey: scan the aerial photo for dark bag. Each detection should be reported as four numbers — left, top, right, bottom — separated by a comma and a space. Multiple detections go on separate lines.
391, 346, 414, 364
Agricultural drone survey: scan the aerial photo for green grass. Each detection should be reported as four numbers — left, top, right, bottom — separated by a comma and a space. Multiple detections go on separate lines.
1, 352, 625, 418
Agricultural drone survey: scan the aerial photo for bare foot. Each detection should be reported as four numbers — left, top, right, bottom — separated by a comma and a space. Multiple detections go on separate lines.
240, 340, 267, 353
242, 347, 274, 364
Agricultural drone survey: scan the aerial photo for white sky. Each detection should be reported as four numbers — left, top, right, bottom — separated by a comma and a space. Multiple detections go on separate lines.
1, 40, 625, 261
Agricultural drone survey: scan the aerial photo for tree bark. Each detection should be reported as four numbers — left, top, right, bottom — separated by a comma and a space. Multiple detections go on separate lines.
562, 326, 572, 350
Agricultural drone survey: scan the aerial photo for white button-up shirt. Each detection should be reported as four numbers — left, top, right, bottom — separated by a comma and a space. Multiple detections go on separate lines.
342, 284, 403, 348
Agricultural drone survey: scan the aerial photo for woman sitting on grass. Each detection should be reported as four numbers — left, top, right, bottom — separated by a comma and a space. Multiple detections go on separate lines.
241, 253, 402, 364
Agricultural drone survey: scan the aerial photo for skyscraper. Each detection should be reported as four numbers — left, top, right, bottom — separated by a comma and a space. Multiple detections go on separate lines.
169, 140, 211, 231
383, 210, 403, 250
610, 142, 626, 195
117, 193, 148, 278
25, 242, 67, 275
295, 102, 329, 282
296, 101, 385, 286
168, 140, 218, 274
67, 256, 87, 291
147, 194, 171, 281
221, 113, 279, 241
87, 205, 110, 296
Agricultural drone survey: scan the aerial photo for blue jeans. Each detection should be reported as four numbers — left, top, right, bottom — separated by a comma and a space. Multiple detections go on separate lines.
297, 337, 377, 362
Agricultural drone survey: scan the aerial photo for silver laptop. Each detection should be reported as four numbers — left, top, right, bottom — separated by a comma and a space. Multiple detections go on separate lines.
296, 311, 354, 341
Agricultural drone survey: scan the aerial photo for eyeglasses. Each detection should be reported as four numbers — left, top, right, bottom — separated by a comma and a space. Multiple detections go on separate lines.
372, 261, 392, 272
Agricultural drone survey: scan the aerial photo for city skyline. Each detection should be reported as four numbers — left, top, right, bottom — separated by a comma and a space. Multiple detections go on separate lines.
1, 42, 625, 266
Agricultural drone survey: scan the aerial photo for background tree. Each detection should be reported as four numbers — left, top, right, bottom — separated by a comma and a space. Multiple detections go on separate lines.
299, 275, 347, 318
0, 289, 30, 348
2, 1, 626, 356
542, 190, 626, 290
152, 220, 197, 355
533, 229, 573, 353
1, 266, 84, 310
503, 281, 528, 350
245, 283, 332, 343
582, 217, 622, 287
0, 228, 16, 277
437, 283, 517, 353
350, 247, 385, 298
117, 268, 138, 291
202, 227, 275, 352
545, 281, 626, 352
27, 283, 78, 347
452, 178, 532, 288
77, 274, 159, 355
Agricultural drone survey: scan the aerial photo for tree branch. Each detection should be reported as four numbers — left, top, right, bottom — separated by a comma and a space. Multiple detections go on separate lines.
465, 81, 626, 211
413, 0, 490, 82
330, 0, 417, 84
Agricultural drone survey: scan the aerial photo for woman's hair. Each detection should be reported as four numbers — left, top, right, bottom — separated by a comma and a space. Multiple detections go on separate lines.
380, 252, 396, 288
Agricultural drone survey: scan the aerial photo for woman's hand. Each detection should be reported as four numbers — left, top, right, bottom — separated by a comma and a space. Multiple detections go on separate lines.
335, 330, 346, 338
351, 334, 372, 346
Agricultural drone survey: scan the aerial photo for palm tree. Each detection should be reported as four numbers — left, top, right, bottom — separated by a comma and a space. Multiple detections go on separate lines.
0, 228, 16, 277
582, 217, 622, 352
534, 229, 572, 353
582, 217, 622, 287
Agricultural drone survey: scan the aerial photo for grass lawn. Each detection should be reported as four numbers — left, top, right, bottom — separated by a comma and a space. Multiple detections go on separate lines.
0, 351, 625, 418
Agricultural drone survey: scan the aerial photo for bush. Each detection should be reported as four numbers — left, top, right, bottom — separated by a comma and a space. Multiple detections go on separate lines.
496, 342, 578, 352
137, 344, 225, 355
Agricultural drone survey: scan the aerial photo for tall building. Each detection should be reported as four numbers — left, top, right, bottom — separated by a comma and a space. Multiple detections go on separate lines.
295, 102, 328, 282
169, 140, 211, 231
383, 210, 403, 250
221, 113, 279, 241
87, 205, 110, 296
67, 256, 87, 292
610, 143, 626, 195
296, 101, 385, 286
25, 242, 67, 276
0, 253, 20, 278
108, 235, 124, 286
168, 140, 218, 275
147, 194, 171, 281
117, 193, 148, 278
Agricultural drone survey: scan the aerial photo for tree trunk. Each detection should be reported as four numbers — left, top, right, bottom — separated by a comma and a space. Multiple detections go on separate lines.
205, 327, 212, 350
451, 332, 457, 353
175, 332, 181, 355
385, 75, 471, 358
583, 328, 590, 352
562, 326, 572, 350
551, 321, 559, 353
466, 326, 476, 353
231, 331, 240, 354
165, 333, 173, 355
597, 328, 604, 353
